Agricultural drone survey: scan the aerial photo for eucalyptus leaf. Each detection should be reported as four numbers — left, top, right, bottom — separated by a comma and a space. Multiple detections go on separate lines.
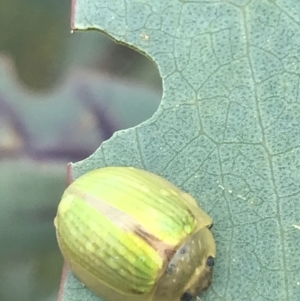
59, 1, 300, 300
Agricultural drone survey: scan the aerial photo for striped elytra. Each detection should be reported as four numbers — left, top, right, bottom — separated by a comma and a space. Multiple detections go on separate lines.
54, 166, 216, 301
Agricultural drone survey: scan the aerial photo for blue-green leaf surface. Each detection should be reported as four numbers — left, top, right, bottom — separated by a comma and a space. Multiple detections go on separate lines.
60, 1, 300, 300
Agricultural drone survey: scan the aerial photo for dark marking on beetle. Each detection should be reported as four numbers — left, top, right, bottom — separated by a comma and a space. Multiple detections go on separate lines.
179, 246, 187, 254
133, 225, 176, 261
181, 292, 193, 301
164, 248, 176, 261
166, 263, 176, 274
206, 256, 214, 267
133, 225, 161, 247
186, 208, 196, 220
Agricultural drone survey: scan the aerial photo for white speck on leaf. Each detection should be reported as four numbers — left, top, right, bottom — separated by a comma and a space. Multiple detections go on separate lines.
293, 224, 300, 230
140, 32, 149, 41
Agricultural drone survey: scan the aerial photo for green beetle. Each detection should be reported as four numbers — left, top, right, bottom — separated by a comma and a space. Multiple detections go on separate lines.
54, 166, 216, 301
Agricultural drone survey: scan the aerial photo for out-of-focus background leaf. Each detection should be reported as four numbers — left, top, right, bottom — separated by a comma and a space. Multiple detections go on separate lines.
60, 0, 300, 301
0, 0, 161, 90
0, 0, 161, 301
